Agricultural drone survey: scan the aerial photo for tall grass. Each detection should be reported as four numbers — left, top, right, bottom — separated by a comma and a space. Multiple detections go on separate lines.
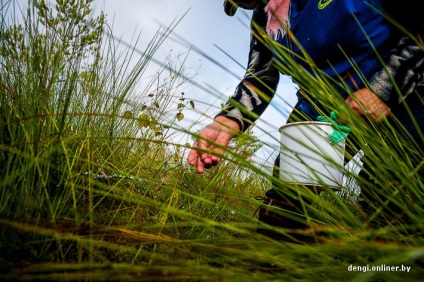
1, 1, 423, 281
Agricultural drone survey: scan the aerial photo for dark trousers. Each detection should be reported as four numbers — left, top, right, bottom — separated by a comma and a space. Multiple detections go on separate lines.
257, 89, 424, 240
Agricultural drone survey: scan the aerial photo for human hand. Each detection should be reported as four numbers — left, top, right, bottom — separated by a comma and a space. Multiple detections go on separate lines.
345, 88, 391, 123
188, 116, 241, 174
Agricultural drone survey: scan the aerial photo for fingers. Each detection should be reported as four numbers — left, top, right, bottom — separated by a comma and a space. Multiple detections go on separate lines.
188, 142, 205, 174
195, 156, 206, 174
203, 154, 220, 167
188, 140, 221, 174
187, 118, 239, 174
345, 96, 361, 115
346, 89, 391, 123
187, 144, 199, 166
196, 137, 211, 161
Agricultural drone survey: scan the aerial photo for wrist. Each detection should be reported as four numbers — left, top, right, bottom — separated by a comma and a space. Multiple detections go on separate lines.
214, 116, 241, 138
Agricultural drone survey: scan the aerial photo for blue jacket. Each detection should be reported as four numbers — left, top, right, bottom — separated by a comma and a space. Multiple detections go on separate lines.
275, 0, 391, 90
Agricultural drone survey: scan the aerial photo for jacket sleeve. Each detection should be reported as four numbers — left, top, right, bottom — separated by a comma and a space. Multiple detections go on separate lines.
215, 7, 280, 131
369, 36, 424, 107
370, 0, 424, 107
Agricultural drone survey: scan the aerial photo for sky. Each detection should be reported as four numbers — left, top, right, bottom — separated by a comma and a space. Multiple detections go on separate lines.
96, 1, 299, 166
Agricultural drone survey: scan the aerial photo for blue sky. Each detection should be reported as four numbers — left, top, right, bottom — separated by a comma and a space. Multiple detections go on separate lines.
99, 0, 299, 165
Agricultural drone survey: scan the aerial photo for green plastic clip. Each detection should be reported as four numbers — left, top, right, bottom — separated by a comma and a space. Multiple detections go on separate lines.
317, 107, 350, 145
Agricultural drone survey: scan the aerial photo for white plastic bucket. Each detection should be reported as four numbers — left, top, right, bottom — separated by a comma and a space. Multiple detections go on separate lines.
279, 121, 345, 189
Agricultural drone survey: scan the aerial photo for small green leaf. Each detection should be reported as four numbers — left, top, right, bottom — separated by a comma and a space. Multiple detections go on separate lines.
177, 103, 185, 109
138, 113, 150, 128
123, 111, 132, 119
176, 112, 184, 121
190, 100, 195, 109
149, 117, 158, 129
